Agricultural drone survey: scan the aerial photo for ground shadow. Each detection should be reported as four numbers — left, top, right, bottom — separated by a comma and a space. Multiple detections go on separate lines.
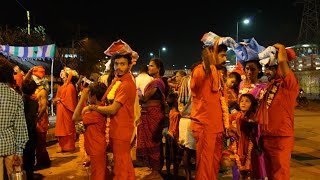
292, 153, 320, 161
49, 155, 78, 167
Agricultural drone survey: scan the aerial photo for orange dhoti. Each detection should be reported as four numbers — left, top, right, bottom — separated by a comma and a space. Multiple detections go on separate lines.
58, 134, 76, 151
263, 136, 294, 180
90, 153, 108, 180
112, 138, 135, 180
192, 129, 223, 180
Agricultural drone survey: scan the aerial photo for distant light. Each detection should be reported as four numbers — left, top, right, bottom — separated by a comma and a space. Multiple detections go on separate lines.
162, 47, 166, 51
150, 52, 154, 57
243, 19, 250, 24
184, 65, 187, 68
172, 64, 175, 67
64, 54, 77, 58
302, 44, 310, 47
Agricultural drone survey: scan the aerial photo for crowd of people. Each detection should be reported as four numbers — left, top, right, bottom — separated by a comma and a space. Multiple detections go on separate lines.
0, 31, 300, 180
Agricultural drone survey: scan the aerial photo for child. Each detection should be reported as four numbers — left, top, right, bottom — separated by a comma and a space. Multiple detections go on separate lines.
226, 72, 242, 114
220, 71, 242, 177
73, 82, 108, 180
165, 92, 182, 177
226, 93, 259, 180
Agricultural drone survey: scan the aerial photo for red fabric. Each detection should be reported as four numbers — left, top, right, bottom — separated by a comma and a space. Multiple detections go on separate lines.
191, 130, 223, 180
14, 72, 24, 88
227, 87, 238, 106
32, 66, 45, 78
229, 112, 251, 167
231, 61, 245, 76
55, 82, 77, 151
263, 136, 293, 180
112, 138, 135, 180
36, 132, 50, 165
264, 71, 299, 136
58, 135, 75, 151
106, 73, 136, 142
190, 64, 224, 133
168, 109, 181, 140
37, 112, 49, 132
136, 104, 164, 171
90, 153, 108, 180
286, 48, 296, 61
82, 111, 106, 156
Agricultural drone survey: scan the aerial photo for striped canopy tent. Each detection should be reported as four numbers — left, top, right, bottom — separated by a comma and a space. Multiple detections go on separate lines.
0, 44, 56, 115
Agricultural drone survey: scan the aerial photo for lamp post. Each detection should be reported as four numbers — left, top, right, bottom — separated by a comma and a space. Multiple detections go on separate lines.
158, 47, 166, 58
236, 18, 250, 42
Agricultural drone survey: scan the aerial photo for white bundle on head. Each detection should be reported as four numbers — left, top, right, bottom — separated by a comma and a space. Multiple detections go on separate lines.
258, 46, 277, 67
201, 31, 238, 49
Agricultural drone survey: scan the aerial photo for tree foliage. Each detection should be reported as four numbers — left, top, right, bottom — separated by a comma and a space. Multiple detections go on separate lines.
0, 25, 52, 46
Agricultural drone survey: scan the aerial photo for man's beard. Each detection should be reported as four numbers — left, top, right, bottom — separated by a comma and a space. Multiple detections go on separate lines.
215, 62, 226, 70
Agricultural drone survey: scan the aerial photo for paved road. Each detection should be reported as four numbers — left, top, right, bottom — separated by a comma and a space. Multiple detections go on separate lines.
35, 108, 320, 180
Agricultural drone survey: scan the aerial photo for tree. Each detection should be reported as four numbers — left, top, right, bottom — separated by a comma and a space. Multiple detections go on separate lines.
0, 25, 52, 46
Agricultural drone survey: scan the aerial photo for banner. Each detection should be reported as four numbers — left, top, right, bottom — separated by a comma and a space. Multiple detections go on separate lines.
0, 44, 55, 61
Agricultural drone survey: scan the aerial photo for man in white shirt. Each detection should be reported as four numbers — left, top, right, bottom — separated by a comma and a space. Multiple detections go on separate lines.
135, 64, 153, 96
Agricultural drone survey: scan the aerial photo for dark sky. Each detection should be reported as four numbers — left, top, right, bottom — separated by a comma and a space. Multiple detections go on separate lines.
2, 0, 303, 69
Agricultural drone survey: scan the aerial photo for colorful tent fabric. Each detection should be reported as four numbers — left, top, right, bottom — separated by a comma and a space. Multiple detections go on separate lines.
0, 44, 55, 61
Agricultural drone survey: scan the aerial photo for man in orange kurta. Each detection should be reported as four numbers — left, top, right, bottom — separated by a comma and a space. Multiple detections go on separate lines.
53, 68, 78, 152
87, 39, 137, 180
259, 44, 299, 180
190, 32, 232, 180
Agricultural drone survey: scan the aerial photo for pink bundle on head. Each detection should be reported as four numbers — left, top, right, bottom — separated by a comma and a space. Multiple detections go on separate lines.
104, 39, 139, 65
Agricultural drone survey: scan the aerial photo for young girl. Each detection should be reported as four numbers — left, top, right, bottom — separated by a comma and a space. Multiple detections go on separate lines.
226, 93, 260, 180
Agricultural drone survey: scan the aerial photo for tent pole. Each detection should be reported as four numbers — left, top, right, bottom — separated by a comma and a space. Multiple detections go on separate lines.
51, 58, 54, 116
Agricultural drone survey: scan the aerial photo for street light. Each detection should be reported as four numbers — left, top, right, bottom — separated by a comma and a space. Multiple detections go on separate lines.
236, 18, 250, 42
158, 47, 166, 58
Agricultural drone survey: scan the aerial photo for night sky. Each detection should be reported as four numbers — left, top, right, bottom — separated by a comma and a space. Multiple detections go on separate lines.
2, 0, 302, 70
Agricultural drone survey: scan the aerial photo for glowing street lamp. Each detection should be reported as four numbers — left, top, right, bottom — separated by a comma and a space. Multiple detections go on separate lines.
236, 18, 250, 42
158, 47, 166, 58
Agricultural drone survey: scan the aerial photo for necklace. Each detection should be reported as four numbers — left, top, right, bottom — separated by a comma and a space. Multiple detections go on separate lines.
105, 80, 121, 144
107, 80, 122, 102
220, 96, 230, 130
230, 138, 254, 171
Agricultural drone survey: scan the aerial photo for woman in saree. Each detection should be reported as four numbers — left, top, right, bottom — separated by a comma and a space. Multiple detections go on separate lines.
53, 67, 79, 152
136, 58, 169, 179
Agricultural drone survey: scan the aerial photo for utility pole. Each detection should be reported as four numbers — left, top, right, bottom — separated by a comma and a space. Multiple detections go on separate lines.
27, 10, 30, 35
298, 0, 320, 44
15, 0, 30, 35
